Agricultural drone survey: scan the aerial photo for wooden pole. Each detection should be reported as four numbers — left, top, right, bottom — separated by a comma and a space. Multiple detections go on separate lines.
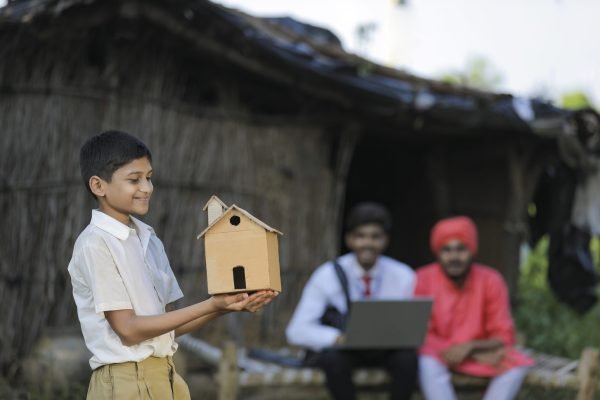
218, 341, 239, 400
329, 124, 360, 256
576, 347, 599, 400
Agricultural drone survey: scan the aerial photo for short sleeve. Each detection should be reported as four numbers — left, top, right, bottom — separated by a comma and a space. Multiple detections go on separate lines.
78, 242, 133, 314
163, 260, 184, 304
155, 239, 184, 304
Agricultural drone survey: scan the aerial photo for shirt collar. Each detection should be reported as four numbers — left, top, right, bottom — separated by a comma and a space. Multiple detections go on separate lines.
91, 210, 132, 240
130, 215, 155, 251
90, 210, 155, 245
348, 253, 382, 279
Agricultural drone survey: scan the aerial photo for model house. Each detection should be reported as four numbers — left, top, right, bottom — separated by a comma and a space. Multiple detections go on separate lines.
198, 196, 282, 294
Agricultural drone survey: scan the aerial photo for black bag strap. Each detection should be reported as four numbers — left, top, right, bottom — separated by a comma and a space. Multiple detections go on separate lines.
332, 258, 352, 314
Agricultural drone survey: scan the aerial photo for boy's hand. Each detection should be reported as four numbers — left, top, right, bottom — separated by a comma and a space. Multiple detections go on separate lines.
243, 290, 278, 313
211, 290, 278, 313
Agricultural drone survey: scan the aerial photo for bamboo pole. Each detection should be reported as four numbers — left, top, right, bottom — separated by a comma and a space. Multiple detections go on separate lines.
576, 347, 599, 400
218, 341, 239, 400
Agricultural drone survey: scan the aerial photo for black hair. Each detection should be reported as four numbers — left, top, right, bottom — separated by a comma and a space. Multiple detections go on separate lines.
79, 130, 152, 197
345, 202, 392, 234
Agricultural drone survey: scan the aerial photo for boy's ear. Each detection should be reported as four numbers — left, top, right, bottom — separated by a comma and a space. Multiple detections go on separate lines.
88, 176, 106, 197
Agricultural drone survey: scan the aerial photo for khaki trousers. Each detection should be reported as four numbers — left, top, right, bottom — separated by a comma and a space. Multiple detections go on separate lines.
87, 356, 191, 400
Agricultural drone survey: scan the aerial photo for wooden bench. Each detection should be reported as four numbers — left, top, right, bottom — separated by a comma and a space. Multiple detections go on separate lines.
216, 342, 599, 400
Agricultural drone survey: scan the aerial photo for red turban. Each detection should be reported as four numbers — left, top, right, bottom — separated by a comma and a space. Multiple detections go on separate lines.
430, 216, 478, 255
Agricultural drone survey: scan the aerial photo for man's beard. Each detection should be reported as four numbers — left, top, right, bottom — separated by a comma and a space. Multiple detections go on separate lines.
442, 259, 473, 283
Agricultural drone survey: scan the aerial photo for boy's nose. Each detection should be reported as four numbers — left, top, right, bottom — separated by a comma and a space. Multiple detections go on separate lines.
140, 179, 153, 193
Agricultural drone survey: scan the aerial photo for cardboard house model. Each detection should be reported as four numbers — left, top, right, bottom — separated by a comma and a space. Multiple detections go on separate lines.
197, 195, 283, 295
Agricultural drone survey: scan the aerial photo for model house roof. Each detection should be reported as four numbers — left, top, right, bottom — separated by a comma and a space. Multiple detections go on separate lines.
197, 203, 283, 239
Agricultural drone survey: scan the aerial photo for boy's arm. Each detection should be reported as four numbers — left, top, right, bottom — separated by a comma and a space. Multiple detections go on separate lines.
165, 303, 223, 335
106, 291, 276, 346
166, 290, 277, 337
170, 308, 224, 337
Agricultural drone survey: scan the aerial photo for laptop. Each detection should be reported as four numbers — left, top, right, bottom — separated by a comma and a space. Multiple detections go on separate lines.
341, 299, 433, 349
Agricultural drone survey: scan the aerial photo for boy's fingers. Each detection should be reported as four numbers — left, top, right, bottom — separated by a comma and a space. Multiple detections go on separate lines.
234, 293, 249, 302
227, 290, 277, 311
226, 293, 249, 307
245, 296, 273, 311
245, 296, 267, 308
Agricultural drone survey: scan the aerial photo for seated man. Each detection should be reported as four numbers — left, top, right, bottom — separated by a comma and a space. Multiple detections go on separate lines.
416, 216, 534, 400
286, 202, 417, 400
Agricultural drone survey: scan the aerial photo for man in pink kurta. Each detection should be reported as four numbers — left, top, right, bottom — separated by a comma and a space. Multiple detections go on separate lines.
416, 216, 533, 400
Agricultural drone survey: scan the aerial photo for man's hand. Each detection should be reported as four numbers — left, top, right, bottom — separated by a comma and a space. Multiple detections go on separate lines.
471, 347, 506, 367
211, 290, 278, 313
442, 342, 473, 366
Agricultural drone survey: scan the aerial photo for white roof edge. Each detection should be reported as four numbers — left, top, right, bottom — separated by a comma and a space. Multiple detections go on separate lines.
197, 205, 283, 238
202, 195, 228, 211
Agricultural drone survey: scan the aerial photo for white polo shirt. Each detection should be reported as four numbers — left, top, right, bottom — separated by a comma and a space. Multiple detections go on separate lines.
286, 253, 416, 351
68, 210, 184, 370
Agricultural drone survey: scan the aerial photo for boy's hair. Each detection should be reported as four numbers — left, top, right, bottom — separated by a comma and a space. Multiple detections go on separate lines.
80, 130, 152, 197
345, 202, 392, 234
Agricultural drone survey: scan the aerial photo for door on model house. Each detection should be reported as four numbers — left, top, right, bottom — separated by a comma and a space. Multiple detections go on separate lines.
233, 266, 246, 289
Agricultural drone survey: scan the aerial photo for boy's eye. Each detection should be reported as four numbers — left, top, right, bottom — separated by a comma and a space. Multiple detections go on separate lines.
129, 178, 140, 183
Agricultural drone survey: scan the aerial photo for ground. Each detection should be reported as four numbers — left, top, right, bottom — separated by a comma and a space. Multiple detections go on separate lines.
183, 374, 596, 400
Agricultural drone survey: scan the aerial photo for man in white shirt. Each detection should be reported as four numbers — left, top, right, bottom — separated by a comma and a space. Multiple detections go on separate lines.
286, 202, 417, 400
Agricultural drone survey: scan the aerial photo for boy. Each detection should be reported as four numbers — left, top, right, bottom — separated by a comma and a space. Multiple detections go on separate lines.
68, 130, 277, 399
286, 202, 417, 400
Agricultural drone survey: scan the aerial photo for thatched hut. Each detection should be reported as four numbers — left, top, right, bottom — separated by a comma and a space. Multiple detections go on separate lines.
1, 0, 598, 379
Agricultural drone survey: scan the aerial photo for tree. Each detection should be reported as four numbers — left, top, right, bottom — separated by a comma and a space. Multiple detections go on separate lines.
560, 91, 594, 110
440, 56, 504, 91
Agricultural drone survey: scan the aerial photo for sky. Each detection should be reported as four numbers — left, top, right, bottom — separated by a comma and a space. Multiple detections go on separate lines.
1, 0, 598, 105
215, 0, 600, 106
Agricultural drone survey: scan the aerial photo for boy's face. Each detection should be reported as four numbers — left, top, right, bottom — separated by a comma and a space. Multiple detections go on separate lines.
345, 223, 388, 270
91, 157, 153, 224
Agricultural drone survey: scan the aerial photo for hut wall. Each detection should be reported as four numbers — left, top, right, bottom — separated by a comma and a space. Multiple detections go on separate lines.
0, 22, 353, 373
431, 138, 543, 294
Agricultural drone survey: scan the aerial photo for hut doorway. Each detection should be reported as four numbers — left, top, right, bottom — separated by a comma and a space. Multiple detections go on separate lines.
342, 135, 437, 268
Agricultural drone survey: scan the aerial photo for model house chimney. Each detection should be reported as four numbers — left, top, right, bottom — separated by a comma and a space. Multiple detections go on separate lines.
203, 195, 227, 225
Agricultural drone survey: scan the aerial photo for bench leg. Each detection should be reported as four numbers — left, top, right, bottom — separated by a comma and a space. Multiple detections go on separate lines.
218, 341, 239, 400
576, 347, 599, 400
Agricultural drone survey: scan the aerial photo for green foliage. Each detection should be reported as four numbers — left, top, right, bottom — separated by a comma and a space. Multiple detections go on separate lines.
439, 56, 503, 90
560, 90, 593, 110
515, 237, 600, 359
